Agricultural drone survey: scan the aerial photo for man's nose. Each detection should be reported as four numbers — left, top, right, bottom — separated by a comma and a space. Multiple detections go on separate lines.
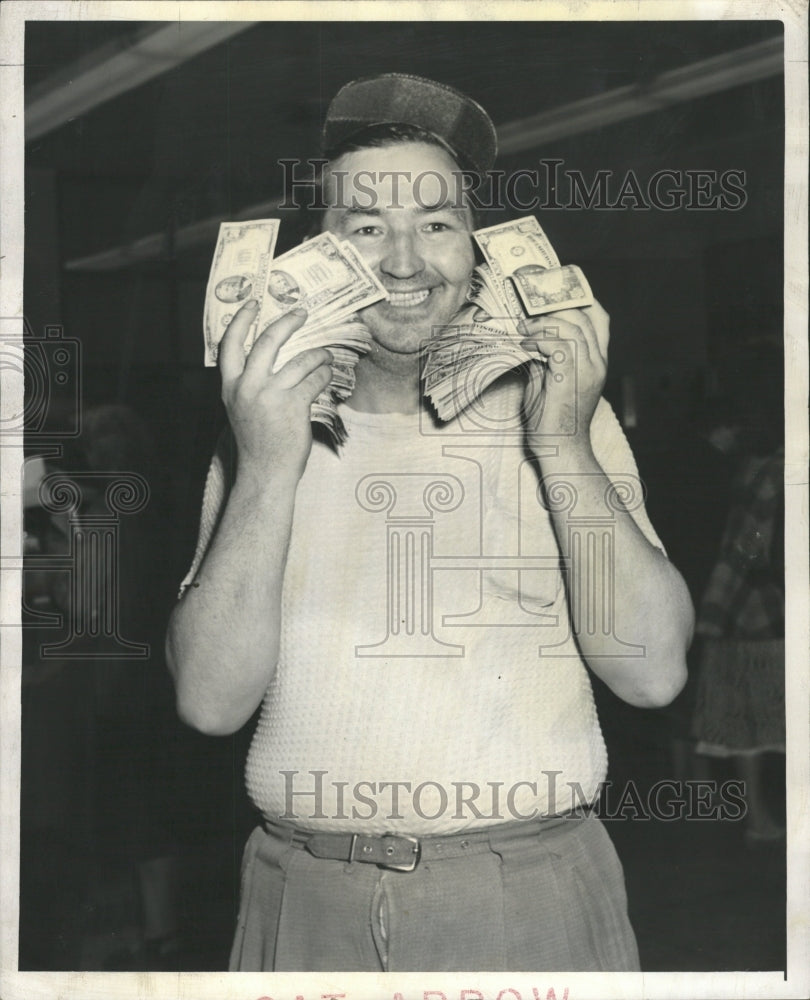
379, 231, 424, 279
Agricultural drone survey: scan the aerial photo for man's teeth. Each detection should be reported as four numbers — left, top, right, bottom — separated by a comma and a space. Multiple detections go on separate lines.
387, 288, 431, 307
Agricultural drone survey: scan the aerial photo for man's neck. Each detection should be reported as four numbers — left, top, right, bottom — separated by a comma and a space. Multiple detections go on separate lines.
348, 345, 422, 414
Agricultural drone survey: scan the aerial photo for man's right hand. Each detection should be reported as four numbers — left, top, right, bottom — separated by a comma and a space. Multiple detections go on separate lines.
219, 300, 333, 486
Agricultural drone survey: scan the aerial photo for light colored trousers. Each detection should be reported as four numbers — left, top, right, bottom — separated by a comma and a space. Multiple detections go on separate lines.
229, 812, 640, 972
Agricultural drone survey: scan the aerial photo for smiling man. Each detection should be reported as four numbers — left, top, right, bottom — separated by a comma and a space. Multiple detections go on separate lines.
322, 139, 477, 409
166, 74, 693, 973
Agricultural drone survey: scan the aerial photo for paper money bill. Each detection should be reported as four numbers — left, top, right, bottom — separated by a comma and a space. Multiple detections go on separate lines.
474, 216, 560, 317
512, 262, 593, 316
203, 219, 279, 366
203, 221, 391, 444
422, 313, 536, 420
251, 231, 387, 353
424, 215, 594, 421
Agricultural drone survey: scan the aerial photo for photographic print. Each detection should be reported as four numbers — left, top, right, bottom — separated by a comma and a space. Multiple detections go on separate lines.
1, 3, 807, 1000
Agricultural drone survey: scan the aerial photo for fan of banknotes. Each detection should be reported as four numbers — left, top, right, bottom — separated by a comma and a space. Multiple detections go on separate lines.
203, 215, 591, 441
203, 220, 387, 444
422, 216, 593, 421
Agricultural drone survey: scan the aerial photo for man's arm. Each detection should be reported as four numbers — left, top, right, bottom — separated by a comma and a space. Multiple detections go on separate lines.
166, 302, 332, 735
521, 302, 693, 708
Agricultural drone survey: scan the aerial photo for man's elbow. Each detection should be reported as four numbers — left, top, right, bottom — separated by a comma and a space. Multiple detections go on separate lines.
611, 604, 693, 709
175, 695, 243, 737
625, 656, 688, 708
165, 631, 244, 737
635, 574, 694, 707
172, 670, 247, 736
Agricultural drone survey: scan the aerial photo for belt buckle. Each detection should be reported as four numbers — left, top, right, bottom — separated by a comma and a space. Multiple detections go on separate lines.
380, 834, 421, 872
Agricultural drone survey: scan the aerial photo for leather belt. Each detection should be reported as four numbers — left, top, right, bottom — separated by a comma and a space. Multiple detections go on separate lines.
263, 807, 592, 873
311, 832, 421, 871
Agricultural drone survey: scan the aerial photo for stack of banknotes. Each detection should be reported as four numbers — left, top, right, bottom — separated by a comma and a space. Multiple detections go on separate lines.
203, 215, 592, 439
203, 220, 387, 443
422, 216, 593, 421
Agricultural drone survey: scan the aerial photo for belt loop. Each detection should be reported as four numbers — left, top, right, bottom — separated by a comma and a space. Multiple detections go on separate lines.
349, 832, 358, 864
288, 826, 310, 848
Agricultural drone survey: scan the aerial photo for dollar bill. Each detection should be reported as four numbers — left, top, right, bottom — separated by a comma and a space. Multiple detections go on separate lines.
203, 221, 388, 445
203, 220, 279, 366
422, 312, 537, 420
474, 216, 560, 317
251, 231, 387, 353
424, 215, 593, 421
512, 262, 593, 317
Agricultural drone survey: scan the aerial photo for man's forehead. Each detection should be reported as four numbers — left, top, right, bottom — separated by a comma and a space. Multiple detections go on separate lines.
326, 139, 462, 174
322, 142, 473, 215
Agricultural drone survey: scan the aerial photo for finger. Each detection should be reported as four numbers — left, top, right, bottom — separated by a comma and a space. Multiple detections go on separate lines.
528, 304, 609, 367
275, 347, 333, 390
522, 339, 580, 385
518, 310, 587, 341
519, 312, 592, 365
219, 299, 260, 384
296, 363, 334, 404
563, 307, 605, 368
582, 300, 610, 362
241, 308, 308, 388
553, 308, 599, 365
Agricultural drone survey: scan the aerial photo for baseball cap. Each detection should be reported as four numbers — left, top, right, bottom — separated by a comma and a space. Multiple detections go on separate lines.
322, 73, 498, 173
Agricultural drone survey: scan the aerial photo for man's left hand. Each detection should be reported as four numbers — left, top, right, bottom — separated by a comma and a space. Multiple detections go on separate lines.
520, 300, 610, 448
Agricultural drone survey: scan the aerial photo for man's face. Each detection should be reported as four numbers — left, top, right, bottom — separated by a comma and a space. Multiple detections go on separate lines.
322, 142, 475, 357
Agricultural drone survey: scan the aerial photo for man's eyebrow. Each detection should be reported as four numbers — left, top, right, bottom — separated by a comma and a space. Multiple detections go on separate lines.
337, 206, 383, 217
333, 203, 468, 217
418, 199, 465, 213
